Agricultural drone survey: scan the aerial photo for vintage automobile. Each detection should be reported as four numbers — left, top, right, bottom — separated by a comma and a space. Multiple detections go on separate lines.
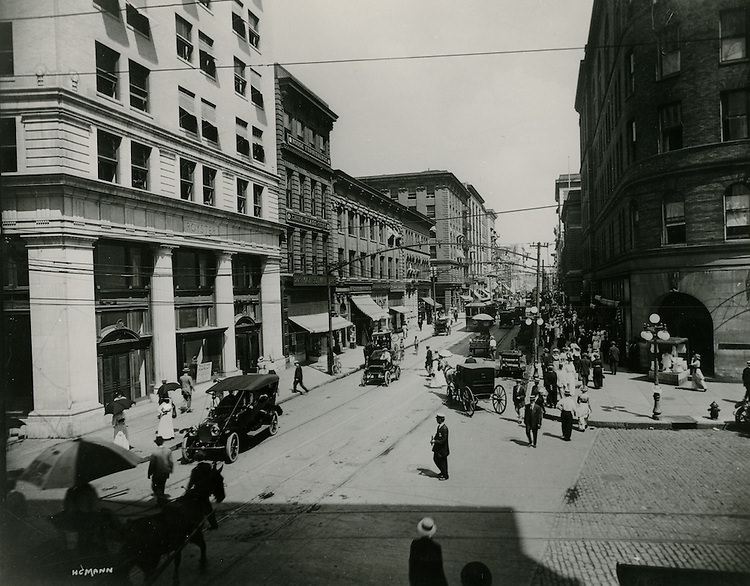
433, 316, 452, 336
182, 374, 283, 464
469, 333, 492, 358
372, 331, 393, 349
361, 348, 401, 386
497, 349, 527, 378
496, 307, 524, 327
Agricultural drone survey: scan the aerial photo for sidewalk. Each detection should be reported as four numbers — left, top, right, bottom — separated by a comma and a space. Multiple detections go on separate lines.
6, 323, 438, 473
5, 328, 746, 473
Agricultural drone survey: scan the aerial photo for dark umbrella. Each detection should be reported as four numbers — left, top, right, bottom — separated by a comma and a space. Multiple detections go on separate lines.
18, 437, 142, 489
159, 382, 181, 393
104, 395, 134, 415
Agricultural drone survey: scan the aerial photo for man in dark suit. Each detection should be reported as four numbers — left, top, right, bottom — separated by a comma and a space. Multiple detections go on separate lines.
409, 517, 448, 586
743, 361, 750, 402
425, 346, 434, 375
431, 413, 450, 480
293, 361, 309, 394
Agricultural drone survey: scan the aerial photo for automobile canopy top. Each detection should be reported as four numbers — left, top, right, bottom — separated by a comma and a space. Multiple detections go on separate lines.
207, 374, 279, 394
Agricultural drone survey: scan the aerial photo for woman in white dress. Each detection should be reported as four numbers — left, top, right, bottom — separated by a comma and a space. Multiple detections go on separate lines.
156, 397, 175, 441
429, 358, 448, 388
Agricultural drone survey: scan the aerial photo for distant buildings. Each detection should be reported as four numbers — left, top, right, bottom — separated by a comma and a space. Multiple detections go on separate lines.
555, 173, 582, 305
574, 0, 750, 378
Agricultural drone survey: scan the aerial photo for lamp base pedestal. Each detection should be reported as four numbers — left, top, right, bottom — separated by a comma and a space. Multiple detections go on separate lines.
652, 384, 662, 420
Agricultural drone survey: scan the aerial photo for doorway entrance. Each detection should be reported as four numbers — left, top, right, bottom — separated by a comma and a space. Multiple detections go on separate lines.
656, 292, 714, 375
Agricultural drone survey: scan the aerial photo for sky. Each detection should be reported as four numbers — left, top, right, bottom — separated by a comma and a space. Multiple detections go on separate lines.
269, 0, 595, 248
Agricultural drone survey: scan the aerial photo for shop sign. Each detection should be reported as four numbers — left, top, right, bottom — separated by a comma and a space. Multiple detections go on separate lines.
287, 210, 329, 231
196, 362, 212, 383
293, 273, 329, 286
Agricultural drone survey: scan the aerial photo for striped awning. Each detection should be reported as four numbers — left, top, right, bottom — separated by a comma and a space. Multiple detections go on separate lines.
350, 295, 389, 321
289, 313, 353, 334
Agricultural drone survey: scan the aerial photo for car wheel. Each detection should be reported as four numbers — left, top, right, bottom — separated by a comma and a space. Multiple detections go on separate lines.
181, 436, 194, 463
225, 432, 240, 463
384, 371, 391, 386
268, 412, 279, 436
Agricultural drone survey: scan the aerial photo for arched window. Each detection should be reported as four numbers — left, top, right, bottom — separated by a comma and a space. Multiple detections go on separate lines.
663, 192, 686, 245
725, 183, 750, 240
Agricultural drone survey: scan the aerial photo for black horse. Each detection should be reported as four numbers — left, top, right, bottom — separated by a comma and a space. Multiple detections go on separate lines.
117, 462, 225, 584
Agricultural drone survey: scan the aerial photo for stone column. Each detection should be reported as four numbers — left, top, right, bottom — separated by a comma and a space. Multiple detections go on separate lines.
260, 258, 283, 364
151, 245, 177, 383
26, 236, 100, 437
215, 251, 239, 376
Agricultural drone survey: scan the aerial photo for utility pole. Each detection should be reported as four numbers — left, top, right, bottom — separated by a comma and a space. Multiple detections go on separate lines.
326, 258, 335, 375
533, 242, 542, 375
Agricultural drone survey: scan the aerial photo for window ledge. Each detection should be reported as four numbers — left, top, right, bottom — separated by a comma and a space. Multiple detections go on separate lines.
96, 92, 123, 107
719, 57, 750, 66
176, 56, 195, 69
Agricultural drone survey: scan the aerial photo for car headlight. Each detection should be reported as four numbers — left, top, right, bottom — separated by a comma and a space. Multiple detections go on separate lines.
187, 427, 197, 437
211, 424, 220, 436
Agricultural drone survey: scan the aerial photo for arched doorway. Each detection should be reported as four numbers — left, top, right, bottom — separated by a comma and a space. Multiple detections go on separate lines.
97, 323, 151, 407
235, 314, 260, 373
656, 292, 714, 375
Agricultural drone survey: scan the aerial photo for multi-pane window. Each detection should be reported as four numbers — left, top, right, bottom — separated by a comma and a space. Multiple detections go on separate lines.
126, 3, 150, 37
348, 211, 356, 236
247, 10, 260, 48
310, 180, 317, 216
202, 166, 216, 206
131, 142, 150, 189
300, 232, 307, 273
97, 130, 120, 182
250, 69, 264, 108
337, 208, 345, 232
285, 172, 293, 208
234, 58, 247, 95
312, 234, 319, 275
253, 184, 263, 217
726, 183, 750, 240
0, 118, 17, 172
129, 60, 149, 111
201, 99, 218, 144
96, 42, 119, 99
360, 216, 367, 238
178, 87, 198, 134
658, 103, 682, 152
722, 88, 749, 141
237, 178, 248, 214
287, 229, 296, 273
0, 22, 13, 76
180, 159, 196, 201
663, 192, 686, 245
337, 248, 345, 276
299, 174, 306, 212
198, 32, 216, 79
176, 15, 193, 62
321, 186, 328, 219
658, 25, 680, 78
721, 8, 748, 62
252, 126, 264, 162
370, 218, 376, 240
94, 0, 120, 18
236, 118, 249, 156
232, 12, 246, 39
349, 250, 356, 277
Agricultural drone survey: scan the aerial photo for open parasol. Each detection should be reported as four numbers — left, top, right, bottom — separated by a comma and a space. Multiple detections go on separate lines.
18, 437, 142, 490
438, 349, 453, 358
104, 395, 134, 415
471, 313, 495, 322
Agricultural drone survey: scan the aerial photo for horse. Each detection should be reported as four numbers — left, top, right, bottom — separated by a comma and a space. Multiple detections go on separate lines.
117, 462, 225, 585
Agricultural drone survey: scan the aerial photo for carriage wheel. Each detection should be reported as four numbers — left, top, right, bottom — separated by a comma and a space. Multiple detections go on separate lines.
384, 371, 392, 386
461, 387, 476, 417
181, 436, 194, 463
492, 384, 508, 415
396, 366, 401, 380
225, 432, 240, 463
268, 412, 279, 436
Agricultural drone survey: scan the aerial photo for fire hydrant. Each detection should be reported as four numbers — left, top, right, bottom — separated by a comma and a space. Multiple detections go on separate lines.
708, 401, 720, 420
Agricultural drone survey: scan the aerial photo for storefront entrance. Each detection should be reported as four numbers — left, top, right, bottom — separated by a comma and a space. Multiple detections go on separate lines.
235, 315, 261, 373
657, 292, 714, 375
97, 325, 151, 407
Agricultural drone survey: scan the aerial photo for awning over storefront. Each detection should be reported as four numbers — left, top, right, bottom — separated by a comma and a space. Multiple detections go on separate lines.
420, 296, 442, 308
460, 295, 473, 302
593, 294, 621, 307
350, 295, 389, 321
289, 313, 354, 334
388, 305, 411, 314
466, 301, 488, 308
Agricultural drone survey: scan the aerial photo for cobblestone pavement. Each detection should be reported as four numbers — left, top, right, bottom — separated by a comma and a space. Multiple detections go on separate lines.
530, 429, 750, 586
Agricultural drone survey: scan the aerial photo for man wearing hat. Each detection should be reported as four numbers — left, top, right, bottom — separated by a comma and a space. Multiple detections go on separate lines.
179, 367, 195, 413
409, 517, 448, 586
293, 361, 308, 393
744, 361, 750, 402
431, 413, 450, 480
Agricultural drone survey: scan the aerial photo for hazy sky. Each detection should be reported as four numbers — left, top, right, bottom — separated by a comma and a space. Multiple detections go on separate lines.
270, 0, 594, 247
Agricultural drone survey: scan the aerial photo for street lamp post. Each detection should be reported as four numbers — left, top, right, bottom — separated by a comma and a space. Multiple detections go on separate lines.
525, 306, 544, 377
640, 313, 670, 420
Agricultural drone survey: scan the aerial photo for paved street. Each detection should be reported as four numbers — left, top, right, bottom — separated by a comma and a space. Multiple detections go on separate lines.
3, 326, 750, 585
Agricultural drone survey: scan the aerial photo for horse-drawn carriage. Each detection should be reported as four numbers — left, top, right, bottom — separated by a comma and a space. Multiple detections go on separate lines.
497, 349, 527, 378
433, 315, 452, 336
445, 362, 507, 417
362, 348, 401, 386
182, 374, 282, 464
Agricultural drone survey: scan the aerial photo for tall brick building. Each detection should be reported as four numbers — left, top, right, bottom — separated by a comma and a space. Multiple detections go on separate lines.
576, 0, 750, 378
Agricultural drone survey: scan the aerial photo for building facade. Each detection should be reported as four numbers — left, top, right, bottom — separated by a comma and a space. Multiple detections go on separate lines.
576, 0, 750, 378
360, 171, 496, 314
332, 171, 432, 344
274, 65, 342, 367
1, 0, 283, 436
555, 173, 583, 305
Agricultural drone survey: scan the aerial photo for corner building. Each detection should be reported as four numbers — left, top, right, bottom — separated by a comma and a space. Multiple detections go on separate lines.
576, 0, 750, 379
0, 0, 282, 437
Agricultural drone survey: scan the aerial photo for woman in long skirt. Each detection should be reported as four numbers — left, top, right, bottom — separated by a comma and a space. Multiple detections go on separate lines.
156, 397, 175, 441
691, 354, 707, 391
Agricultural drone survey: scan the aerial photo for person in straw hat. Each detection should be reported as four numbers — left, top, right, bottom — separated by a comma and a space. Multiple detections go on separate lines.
409, 517, 448, 586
